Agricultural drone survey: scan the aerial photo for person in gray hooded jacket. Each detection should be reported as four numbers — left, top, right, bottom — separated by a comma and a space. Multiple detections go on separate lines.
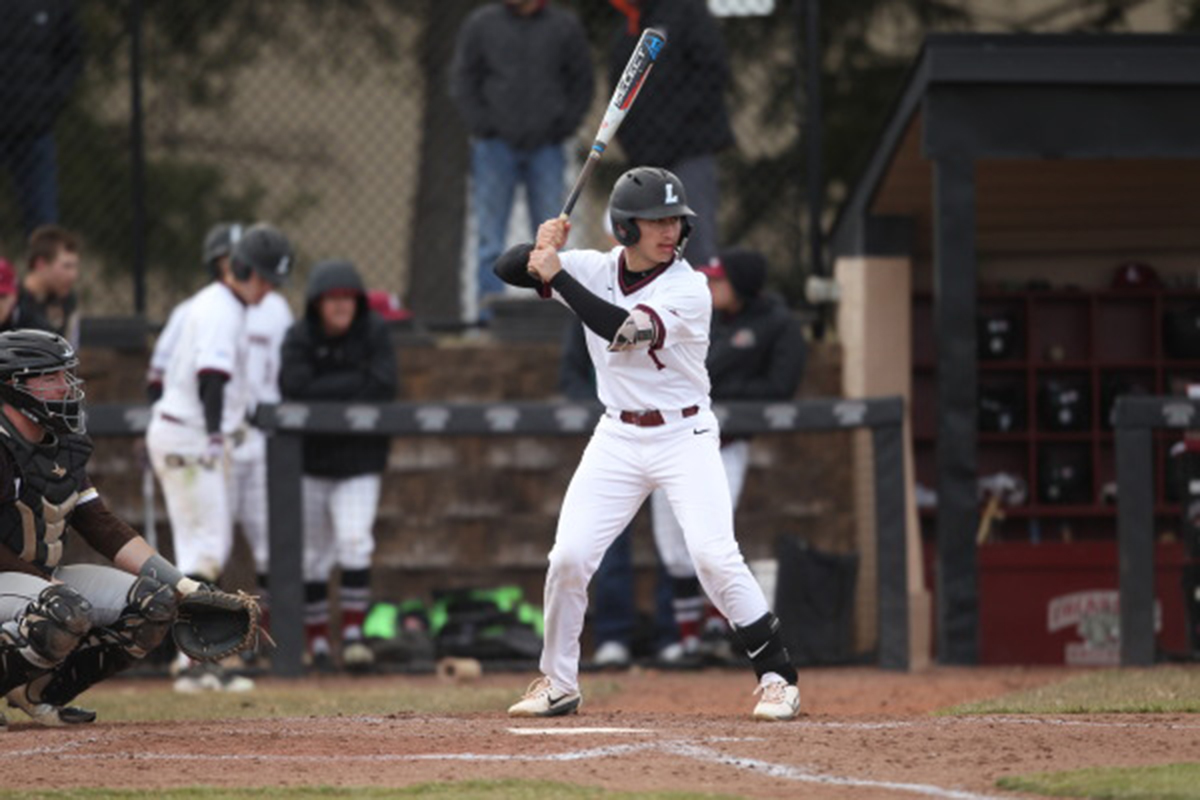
279, 260, 398, 672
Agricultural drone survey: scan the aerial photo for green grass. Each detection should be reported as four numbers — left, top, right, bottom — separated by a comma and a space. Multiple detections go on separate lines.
0, 781, 743, 800
940, 667, 1200, 715
76, 677, 625, 723
997, 762, 1200, 799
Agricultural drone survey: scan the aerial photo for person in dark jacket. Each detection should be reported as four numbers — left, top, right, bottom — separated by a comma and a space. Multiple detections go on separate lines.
451, 0, 594, 319
651, 247, 806, 661
608, 0, 733, 266
279, 260, 398, 673
0, 0, 83, 234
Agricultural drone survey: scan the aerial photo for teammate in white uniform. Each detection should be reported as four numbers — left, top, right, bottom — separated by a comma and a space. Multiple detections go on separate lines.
146, 223, 292, 633
496, 167, 800, 721
147, 224, 294, 613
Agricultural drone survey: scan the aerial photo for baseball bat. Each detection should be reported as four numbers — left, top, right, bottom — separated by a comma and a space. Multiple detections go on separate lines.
559, 27, 667, 221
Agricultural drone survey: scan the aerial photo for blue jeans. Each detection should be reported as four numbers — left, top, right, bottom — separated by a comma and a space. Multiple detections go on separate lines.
0, 132, 60, 234
471, 138, 565, 301
591, 525, 677, 653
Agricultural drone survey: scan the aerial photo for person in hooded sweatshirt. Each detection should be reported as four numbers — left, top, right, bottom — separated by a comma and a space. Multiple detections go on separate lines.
279, 260, 398, 673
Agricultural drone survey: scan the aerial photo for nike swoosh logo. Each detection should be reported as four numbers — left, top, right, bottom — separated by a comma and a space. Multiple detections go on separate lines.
693, 428, 710, 435
748, 642, 769, 659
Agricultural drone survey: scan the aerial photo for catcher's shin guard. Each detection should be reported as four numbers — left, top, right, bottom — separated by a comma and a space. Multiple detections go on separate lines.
26, 578, 177, 708
0, 584, 92, 696
732, 612, 798, 685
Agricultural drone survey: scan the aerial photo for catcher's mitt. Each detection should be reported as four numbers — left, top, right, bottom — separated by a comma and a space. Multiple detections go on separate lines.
172, 589, 262, 662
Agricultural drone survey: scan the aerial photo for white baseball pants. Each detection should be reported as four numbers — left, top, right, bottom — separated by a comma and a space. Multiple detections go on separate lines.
651, 439, 750, 578
540, 411, 769, 694
301, 474, 380, 582
146, 415, 232, 582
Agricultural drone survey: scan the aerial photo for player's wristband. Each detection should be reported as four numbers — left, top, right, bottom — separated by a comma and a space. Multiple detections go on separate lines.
139, 553, 190, 593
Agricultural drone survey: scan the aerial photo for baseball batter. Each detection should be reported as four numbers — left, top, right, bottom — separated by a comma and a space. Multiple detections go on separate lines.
495, 167, 800, 721
147, 224, 291, 586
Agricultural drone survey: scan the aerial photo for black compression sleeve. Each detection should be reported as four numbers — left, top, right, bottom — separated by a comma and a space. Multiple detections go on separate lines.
549, 271, 628, 342
493, 243, 542, 290
198, 371, 228, 436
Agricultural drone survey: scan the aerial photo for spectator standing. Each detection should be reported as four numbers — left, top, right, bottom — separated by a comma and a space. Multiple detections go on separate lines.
279, 260, 398, 673
18, 225, 81, 347
0, 0, 83, 234
145, 223, 293, 692
607, 0, 733, 266
559, 321, 678, 667
450, 0, 594, 320
651, 247, 807, 659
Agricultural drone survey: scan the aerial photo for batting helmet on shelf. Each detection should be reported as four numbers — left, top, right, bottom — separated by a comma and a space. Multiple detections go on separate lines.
202, 222, 245, 279
230, 223, 293, 286
609, 167, 695, 252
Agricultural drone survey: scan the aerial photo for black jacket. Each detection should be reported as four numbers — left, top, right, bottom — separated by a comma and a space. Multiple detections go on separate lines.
0, 0, 83, 138
451, 2, 594, 150
608, 0, 733, 166
279, 261, 398, 478
708, 292, 805, 401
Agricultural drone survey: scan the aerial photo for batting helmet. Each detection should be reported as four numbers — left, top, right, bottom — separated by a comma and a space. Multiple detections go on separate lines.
609, 167, 695, 251
0, 330, 85, 434
230, 223, 293, 286
202, 222, 245, 279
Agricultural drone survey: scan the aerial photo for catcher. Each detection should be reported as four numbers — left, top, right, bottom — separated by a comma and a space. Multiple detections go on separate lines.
0, 330, 258, 728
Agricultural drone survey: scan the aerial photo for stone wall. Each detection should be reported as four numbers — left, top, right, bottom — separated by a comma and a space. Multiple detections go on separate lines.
79, 335, 852, 620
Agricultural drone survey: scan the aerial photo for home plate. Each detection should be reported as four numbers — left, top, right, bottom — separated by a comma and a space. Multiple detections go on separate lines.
508, 727, 653, 736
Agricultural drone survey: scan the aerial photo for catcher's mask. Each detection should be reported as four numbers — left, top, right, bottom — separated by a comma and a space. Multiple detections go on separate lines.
609, 166, 695, 256
0, 329, 86, 434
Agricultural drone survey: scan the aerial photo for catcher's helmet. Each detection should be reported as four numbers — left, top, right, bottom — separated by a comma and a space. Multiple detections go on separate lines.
202, 222, 244, 279
609, 167, 695, 251
0, 330, 85, 434
230, 223, 293, 286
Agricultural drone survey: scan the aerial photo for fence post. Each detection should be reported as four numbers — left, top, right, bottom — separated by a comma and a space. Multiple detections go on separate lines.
266, 430, 305, 677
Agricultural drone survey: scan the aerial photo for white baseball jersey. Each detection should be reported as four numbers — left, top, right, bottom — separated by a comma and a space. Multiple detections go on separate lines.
553, 246, 712, 413
243, 291, 293, 407
153, 282, 251, 435
147, 297, 192, 387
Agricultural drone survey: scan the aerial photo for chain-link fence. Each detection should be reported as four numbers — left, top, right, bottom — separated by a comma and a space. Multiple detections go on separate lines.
0, 1, 818, 331
2, 1, 1195, 334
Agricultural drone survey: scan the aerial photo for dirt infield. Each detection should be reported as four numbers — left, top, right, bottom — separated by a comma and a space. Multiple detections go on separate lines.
4, 667, 1198, 798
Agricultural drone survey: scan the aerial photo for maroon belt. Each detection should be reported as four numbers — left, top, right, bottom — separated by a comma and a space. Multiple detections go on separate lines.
618, 405, 699, 427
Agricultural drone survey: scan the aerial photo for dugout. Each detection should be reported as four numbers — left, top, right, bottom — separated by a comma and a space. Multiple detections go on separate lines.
830, 34, 1200, 665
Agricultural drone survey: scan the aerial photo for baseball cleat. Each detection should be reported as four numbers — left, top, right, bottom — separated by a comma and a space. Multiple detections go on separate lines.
752, 679, 800, 721
507, 676, 582, 718
6, 688, 96, 726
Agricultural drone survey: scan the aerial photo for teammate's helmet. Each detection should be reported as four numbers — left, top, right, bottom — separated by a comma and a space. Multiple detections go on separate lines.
230, 223, 293, 286
0, 330, 85, 434
202, 222, 244, 279
609, 167, 695, 251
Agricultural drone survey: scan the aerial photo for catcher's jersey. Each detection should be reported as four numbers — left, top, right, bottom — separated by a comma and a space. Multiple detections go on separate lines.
554, 246, 712, 412
153, 282, 251, 434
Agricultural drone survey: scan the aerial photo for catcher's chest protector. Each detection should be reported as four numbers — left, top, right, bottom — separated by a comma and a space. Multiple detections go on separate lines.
0, 417, 93, 569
